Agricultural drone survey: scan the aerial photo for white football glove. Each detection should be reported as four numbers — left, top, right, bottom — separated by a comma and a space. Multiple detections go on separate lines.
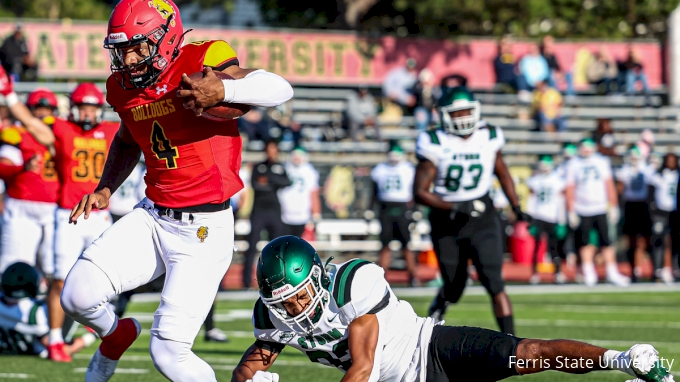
607, 207, 620, 225
568, 211, 580, 230
247, 371, 280, 382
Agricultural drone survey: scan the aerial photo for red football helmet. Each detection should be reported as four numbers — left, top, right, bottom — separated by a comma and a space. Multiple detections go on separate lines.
27, 88, 58, 110
103, 0, 186, 89
69, 83, 105, 131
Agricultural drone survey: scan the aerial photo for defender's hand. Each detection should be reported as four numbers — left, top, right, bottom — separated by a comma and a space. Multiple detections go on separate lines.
176, 67, 224, 117
69, 189, 111, 224
247, 371, 280, 382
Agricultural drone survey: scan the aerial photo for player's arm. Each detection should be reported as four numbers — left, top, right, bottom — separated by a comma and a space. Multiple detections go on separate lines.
494, 151, 529, 221
176, 41, 293, 115
232, 340, 284, 382
413, 159, 452, 210
341, 314, 380, 382
69, 122, 141, 223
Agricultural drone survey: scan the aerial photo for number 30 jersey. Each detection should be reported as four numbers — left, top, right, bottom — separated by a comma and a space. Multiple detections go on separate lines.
53, 118, 119, 209
253, 260, 437, 382
106, 40, 243, 208
416, 123, 504, 202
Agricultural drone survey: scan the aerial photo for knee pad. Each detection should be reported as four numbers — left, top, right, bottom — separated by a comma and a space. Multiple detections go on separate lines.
149, 334, 216, 382
60, 260, 114, 318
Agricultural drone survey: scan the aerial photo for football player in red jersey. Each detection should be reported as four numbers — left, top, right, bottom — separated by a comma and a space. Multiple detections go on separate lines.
61, 0, 293, 380
0, 88, 60, 278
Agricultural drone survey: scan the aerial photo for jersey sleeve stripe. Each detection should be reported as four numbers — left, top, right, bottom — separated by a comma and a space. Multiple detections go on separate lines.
253, 298, 275, 330
332, 259, 371, 307
28, 301, 44, 326
427, 130, 440, 145
366, 288, 390, 314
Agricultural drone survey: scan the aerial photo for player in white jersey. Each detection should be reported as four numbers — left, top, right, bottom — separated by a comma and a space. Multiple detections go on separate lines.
615, 145, 653, 282
648, 153, 678, 284
566, 138, 629, 287
414, 87, 528, 333
108, 159, 146, 223
231, 236, 674, 382
0, 262, 95, 357
278, 147, 321, 237
370, 144, 418, 286
526, 155, 567, 284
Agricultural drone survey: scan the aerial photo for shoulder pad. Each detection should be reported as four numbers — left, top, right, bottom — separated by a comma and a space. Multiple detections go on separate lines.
484, 124, 498, 140
332, 259, 372, 308
253, 298, 275, 330
0, 127, 22, 146
203, 40, 239, 70
427, 130, 440, 145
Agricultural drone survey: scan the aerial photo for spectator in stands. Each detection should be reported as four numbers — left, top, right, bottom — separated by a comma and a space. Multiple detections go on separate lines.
493, 37, 530, 101
593, 118, 617, 157
411, 69, 439, 131
586, 47, 618, 95
238, 107, 270, 142
519, 43, 550, 90
623, 45, 650, 96
0, 24, 37, 82
382, 58, 418, 112
540, 35, 574, 96
242, 140, 291, 289
532, 80, 565, 132
346, 85, 379, 141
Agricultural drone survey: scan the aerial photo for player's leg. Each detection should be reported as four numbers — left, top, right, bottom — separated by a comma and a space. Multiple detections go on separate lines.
469, 213, 514, 334
377, 206, 393, 272
577, 215, 599, 286
243, 210, 266, 289
0, 210, 43, 273
651, 212, 667, 280
285, 223, 305, 237
394, 210, 418, 286
529, 220, 546, 284
37, 209, 56, 276
148, 208, 234, 382
203, 297, 229, 343
428, 238, 467, 320
595, 214, 630, 286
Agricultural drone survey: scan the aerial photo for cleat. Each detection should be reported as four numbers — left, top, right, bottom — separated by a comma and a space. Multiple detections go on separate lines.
529, 273, 541, 285
47, 342, 72, 362
628, 344, 675, 382
607, 269, 630, 287
205, 328, 229, 343
554, 272, 567, 284
86, 318, 141, 382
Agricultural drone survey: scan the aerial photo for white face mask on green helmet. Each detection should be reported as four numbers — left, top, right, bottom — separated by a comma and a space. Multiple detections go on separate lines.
439, 88, 481, 136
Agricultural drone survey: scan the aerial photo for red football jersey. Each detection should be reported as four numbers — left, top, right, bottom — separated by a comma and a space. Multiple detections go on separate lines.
53, 118, 119, 209
106, 40, 243, 209
0, 122, 59, 203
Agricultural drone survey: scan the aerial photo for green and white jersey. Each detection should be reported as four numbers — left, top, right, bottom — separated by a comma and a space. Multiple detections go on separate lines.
649, 169, 678, 212
371, 161, 415, 203
526, 172, 566, 224
415, 122, 505, 202
566, 154, 613, 216
253, 260, 436, 382
0, 295, 48, 356
278, 162, 320, 225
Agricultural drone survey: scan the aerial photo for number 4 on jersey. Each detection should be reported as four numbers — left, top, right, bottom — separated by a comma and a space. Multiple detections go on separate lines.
151, 121, 179, 169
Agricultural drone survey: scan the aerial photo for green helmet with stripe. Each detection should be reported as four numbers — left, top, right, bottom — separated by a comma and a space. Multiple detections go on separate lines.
1, 262, 40, 300
438, 86, 481, 136
256, 236, 331, 334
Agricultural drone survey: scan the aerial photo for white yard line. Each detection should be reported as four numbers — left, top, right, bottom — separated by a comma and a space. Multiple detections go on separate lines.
0, 374, 32, 379
73, 368, 149, 374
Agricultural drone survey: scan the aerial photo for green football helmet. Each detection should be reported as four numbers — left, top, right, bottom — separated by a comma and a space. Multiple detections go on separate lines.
256, 236, 331, 334
537, 154, 554, 174
438, 86, 481, 136
1, 262, 40, 300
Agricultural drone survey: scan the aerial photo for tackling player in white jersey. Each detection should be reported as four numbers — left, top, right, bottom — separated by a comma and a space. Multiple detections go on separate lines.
370, 144, 418, 286
648, 153, 678, 284
414, 86, 528, 333
615, 145, 653, 282
0, 262, 95, 357
278, 147, 321, 237
526, 155, 567, 284
566, 138, 629, 287
231, 236, 674, 382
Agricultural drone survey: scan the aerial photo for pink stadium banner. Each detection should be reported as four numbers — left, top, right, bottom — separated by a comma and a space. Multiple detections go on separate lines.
0, 21, 663, 88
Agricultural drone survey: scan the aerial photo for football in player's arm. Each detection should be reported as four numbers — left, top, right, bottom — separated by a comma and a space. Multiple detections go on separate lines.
232, 236, 674, 382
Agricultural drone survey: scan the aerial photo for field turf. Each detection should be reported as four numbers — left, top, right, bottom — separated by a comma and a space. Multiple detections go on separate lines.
1, 285, 679, 381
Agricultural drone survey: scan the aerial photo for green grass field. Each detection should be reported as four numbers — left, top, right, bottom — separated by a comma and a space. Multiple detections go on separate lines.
1, 286, 679, 381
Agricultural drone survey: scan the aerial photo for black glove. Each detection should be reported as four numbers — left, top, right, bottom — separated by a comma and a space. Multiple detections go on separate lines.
512, 205, 532, 223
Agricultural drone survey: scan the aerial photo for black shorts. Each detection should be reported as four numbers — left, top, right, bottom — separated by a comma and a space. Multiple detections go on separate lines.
429, 194, 505, 300
651, 210, 671, 238
622, 201, 652, 237
426, 326, 523, 382
379, 202, 411, 247
576, 214, 611, 248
